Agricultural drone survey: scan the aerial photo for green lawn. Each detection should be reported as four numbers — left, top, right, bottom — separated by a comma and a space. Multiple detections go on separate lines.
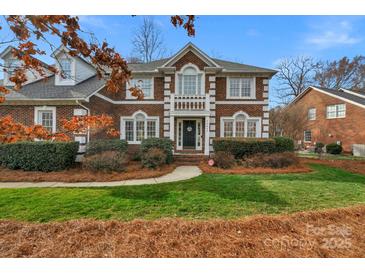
0, 164, 364, 222
297, 151, 365, 161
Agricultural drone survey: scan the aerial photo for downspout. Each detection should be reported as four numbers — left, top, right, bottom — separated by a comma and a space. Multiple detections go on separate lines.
76, 100, 91, 143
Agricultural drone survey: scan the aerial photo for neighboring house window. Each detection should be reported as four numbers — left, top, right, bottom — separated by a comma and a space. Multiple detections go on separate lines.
304, 130, 312, 142
308, 108, 316, 120
60, 59, 72, 80
227, 77, 256, 99
127, 78, 154, 99
120, 111, 159, 144
177, 65, 203, 95
34, 107, 56, 133
221, 112, 261, 138
326, 104, 346, 119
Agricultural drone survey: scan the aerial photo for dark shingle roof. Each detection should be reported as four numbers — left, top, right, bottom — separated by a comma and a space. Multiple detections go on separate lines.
212, 58, 277, 73
311, 86, 365, 106
4, 75, 105, 100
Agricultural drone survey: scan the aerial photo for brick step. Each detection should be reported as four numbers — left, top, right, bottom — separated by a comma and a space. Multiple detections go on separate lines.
173, 154, 207, 165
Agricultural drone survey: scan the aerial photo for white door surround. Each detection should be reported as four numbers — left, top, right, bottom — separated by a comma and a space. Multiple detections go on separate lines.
176, 118, 203, 151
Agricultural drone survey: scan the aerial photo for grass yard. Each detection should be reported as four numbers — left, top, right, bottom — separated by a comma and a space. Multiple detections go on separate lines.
0, 164, 364, 222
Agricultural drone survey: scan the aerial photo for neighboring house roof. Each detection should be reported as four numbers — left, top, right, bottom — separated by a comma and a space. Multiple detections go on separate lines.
290, 86, 365, 109
4, 75, 105, 100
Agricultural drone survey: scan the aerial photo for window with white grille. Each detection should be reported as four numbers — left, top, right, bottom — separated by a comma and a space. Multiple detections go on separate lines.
128, 78, 153, 99
177, 66, 203, 95
34, 107, 56, 133
228, 78, 255, 99
308, 108, 316, 120
326, 104, 345, 119
304, 130, 312, 142
121, 112, 159, 144
221, 113, 260, 138
223, 120, 233, 137
60, 59, 72, 79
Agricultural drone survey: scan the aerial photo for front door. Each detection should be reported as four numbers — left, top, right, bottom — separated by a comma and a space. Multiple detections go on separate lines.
183, 120, 196, 149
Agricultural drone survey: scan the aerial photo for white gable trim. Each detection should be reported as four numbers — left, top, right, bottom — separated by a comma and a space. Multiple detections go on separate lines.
291, 86, 365, 109
161, 42, 221, 68
341, 88, 365, 99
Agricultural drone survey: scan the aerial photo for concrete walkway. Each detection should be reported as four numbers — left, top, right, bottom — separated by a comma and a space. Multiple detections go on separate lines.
0, 166, 202, 188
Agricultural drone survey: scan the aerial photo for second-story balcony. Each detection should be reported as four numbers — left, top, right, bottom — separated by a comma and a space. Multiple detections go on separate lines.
170, 94, 210, 112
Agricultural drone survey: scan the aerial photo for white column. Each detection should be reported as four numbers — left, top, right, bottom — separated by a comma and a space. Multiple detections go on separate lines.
169, 116, 174, 141
204, 116, 210, 155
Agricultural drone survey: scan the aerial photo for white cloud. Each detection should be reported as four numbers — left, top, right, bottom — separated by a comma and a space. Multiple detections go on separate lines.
305, 19, 361, 49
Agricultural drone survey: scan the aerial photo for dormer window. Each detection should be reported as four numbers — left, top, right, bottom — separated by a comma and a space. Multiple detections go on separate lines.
60, 59, 72, 80
7, 59, 21, 77
177, 64, 204, 95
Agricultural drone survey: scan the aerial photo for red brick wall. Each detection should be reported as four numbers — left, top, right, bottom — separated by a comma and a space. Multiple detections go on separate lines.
0, 104, 76, 131
293, 88, 365, 152
172, 51, 208, 71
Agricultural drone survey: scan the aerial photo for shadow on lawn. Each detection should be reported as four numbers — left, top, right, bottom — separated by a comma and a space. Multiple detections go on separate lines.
108, 175, 289, 207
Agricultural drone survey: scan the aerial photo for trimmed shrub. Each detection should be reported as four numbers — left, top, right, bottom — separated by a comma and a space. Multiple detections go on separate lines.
273, 136, 294, 152
213, 138, 276, 159
141, 148, 167, 169
315, 142, 325, 154
0, 141, 79, 172
243, 152, 299, 169
326, 143, 343, 155
85, 139, 128, 156
82, 151, 128, 172
140, 138, 173, 164
213, 151, 235, 169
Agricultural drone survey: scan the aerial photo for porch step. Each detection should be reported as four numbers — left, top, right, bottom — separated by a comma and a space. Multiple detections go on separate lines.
173, 154, 207, 166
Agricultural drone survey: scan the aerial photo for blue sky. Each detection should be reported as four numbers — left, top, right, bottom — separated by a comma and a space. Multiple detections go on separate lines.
1, 15, 365, 105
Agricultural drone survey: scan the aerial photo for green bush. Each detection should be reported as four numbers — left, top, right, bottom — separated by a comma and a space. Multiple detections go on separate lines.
82, 151, 128, 172
141, 148, 167, 169
140, 138, 173, 164
85, 139, 128, 156
0, 141, 79, 172
213, 151, 235, 169
213, 138, 276, 159
273, 136, 294, 152
326, 143, 343, 155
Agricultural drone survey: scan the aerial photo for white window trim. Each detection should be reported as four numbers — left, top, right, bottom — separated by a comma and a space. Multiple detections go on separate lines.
326, 104, 346, 119
120, 110, 159, 144
304, 130, 312, 143
55, 57, 76, 86
220, 111, 262, 138
126, 77, 154, 100
34, 106, 57, 133
308, 107, 316, 121
175, 63, 205, 96
226, 77, 256, 99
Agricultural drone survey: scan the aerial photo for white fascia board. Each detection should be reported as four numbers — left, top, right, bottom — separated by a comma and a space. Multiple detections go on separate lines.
340, 88, 365, 99
94, 93, 163, 105
216, 101, 268, 105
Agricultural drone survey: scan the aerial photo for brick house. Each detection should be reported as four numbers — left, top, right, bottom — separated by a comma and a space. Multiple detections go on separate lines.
0, 43, 276, 156
289, 86, 365, 152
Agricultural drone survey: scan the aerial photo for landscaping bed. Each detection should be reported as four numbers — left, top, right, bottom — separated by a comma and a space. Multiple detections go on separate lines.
200, 160, 311, 174
0, 161, 176, 183
0, 205, 363, 258
301, 158, 365, 175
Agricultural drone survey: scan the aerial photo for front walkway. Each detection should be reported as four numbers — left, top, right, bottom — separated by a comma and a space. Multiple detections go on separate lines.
0, 166, 202, 188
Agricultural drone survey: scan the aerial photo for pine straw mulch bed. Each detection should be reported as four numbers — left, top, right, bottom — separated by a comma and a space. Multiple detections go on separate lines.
199, 160, 312, 175
0, 205, 364, 258
0, 162, 176, 183
301, 158, 365, 175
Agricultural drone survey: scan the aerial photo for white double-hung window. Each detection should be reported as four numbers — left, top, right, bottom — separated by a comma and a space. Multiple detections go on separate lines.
60, 59, 72, 80
326, 104, 346, 119
121, 111, 159, 144
227, 77, 256, 99
127, 78, 154, 99
177, 65, 204, 95
308, 108, 316, 120
221, 112, 261, 138
34, 106, 56, 133
304, 130, 312, 142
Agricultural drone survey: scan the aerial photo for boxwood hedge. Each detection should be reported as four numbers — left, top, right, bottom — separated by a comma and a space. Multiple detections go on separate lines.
0, 141, 79, 172
273, 136, 295, 152
85, 139, 128, 156
140, 138, 173, 164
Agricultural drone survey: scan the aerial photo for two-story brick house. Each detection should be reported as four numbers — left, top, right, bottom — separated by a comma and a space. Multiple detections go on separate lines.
289, 86, 365, 152
0, 43, 276, 156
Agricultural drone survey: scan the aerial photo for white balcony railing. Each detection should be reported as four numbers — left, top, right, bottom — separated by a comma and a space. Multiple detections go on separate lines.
171, 94, 210, 111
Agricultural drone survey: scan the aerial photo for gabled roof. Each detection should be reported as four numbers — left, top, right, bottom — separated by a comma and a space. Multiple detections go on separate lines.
290, 86, 365, 109
4, 75, 105, 100
212, 58, 277, 73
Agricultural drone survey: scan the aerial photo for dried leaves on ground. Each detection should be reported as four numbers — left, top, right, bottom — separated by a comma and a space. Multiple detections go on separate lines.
301, 158, 365, 175
0, 206, 364, 258
0, 162, 176, 182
